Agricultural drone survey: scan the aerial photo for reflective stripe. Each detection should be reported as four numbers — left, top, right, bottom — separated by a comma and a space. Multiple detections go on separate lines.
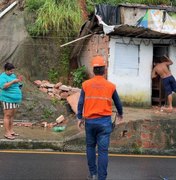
82, 76, 116, 118
85, 96, 112, 101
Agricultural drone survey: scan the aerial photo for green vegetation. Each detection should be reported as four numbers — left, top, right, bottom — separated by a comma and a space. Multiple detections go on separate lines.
51, 97, 59, 106
25, 0, 83, 36
71, 66, 88, 88
48, 69, 59, 83
59, 47, 70, 78
42, 108, 54, 119
47, 47, 70, 84
25, 0, 83, 83
132, 142, 143, 154
25, 0, 45, 12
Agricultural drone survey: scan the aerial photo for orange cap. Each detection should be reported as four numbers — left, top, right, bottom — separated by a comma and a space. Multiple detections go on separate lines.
91, 56, 106, 67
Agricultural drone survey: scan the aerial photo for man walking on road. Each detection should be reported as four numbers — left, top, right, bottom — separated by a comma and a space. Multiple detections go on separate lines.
152, 55, 176, 112
77, 55, 123, 180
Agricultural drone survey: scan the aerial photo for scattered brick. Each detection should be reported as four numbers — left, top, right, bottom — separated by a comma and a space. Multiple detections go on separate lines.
41, 121, 47, 127
39, 87, 48, 93
141, 133, 151, 140
56, 115, 65, 124
54, 82, 62, 89
33, 80, 42, 87
14, 122, 33, 127
60, 92, 69, 99
59, 85, 71, 91
142, 141, 151, 148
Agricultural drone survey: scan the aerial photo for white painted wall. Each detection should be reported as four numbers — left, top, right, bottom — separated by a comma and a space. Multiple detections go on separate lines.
79, 34, 176, 106
108, 37, 176, 105
169, 45, 176, 78
169, 45, 176, 104
108, 36, 153, 105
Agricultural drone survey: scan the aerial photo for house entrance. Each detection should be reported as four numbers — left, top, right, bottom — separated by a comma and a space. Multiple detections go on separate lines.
152, 45, 168, 106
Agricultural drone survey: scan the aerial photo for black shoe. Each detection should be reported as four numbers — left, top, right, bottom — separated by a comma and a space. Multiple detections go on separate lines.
86, 174, 97, 180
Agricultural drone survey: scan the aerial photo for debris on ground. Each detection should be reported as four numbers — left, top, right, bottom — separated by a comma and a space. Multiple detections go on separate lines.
0, 114, 68, 132
14, 122, 33, 127
40, 114, 67, 132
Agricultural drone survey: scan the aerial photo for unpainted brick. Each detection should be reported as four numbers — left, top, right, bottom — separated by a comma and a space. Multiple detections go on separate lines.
141, 133, 151, 140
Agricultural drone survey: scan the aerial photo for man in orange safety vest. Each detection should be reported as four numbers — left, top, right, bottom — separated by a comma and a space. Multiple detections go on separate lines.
77, 55, 123, 180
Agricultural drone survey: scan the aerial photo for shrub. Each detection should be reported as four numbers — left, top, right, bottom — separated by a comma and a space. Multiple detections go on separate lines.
71, 66, 88, 88
25, 0, 45, 12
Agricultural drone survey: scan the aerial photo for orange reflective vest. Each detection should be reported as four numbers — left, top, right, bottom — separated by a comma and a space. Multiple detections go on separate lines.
82, 75, 116, 119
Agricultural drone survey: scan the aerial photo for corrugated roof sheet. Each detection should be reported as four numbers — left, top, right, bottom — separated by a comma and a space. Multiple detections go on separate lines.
110, 24, 176, 39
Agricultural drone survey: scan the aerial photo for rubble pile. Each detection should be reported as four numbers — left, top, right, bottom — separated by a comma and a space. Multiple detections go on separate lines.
33, 80, 81, 114
34, 80, 81, 100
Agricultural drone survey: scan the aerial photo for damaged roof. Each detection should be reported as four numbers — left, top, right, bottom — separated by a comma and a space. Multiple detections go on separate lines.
70, 4, 176, 59
110, 24, 176, 39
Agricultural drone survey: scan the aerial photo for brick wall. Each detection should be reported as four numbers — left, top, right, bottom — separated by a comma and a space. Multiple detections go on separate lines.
110, 119, 176, 154
79, 34, 110, 77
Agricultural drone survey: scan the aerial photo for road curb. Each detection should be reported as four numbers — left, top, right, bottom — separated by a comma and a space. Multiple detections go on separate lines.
0, 139, 64, 151
1, 138, 176, 156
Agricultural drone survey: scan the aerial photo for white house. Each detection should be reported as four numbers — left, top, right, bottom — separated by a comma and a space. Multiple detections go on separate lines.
70, 4, 176, 106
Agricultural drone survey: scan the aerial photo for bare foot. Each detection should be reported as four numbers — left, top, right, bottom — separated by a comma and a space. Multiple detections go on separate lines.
161, 107, 173, 113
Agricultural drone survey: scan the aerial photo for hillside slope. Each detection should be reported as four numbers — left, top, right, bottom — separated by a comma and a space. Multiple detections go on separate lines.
0, 3, 69, 121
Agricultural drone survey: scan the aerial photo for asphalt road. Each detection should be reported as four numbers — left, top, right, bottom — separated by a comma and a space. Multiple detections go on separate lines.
0, 151, 175, 180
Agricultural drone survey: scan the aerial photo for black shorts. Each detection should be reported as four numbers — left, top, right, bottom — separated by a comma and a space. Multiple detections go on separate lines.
2, 102, 20, 110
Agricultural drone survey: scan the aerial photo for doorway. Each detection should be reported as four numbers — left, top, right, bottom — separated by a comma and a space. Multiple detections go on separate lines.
152, 45, 168, 106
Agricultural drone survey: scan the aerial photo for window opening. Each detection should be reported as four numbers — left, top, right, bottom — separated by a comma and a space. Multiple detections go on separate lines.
114, 43, 139, 76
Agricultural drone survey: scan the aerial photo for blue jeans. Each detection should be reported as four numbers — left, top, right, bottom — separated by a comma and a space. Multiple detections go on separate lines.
85, 118, 112, 180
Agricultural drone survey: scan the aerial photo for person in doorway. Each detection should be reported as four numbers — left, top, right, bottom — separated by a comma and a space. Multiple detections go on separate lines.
0, 62, 23, 140
77, 55, 123, 180
152, 55, 176, 112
